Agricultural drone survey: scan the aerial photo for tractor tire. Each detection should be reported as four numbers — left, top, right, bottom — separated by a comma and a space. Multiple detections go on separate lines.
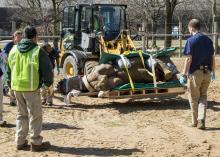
63, 55, 78, 78
84, 60, 99, 75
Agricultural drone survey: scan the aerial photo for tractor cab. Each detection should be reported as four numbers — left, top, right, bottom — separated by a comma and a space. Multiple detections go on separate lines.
61, 4, 129, 54
95, 5, 126, 41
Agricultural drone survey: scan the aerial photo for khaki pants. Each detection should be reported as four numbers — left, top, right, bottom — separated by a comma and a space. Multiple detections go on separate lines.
188, 70, 211, 125
0, 77, 3, 121
14, 89, 43, 145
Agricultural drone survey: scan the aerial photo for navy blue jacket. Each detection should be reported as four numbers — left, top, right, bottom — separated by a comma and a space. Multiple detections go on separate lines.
183, 33, 214, 74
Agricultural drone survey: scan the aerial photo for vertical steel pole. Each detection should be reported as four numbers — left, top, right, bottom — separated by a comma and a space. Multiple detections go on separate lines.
178, 16, 183, 57
213, 0, 218, 54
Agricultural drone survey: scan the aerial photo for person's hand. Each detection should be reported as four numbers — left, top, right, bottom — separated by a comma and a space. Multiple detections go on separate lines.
211, 71, 216, 81
179, 74, 187, 85
47, 85, 53, 96
43, 85, 53, 96
57, 67, 60, 75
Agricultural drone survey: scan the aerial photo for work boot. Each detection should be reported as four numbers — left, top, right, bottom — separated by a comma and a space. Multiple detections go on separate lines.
17, 140, 29, 150
41, 99, 46, 105
197, 120, 205, 130
189, 123, 197, 127
47, 102, 53, 106
3, 86, 9, 96
0, 120, 7, 127
31, 141, 51, 152
9, 101, 16, 106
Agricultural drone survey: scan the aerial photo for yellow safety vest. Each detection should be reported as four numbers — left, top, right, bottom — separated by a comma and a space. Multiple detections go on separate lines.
8, 45, 40, 91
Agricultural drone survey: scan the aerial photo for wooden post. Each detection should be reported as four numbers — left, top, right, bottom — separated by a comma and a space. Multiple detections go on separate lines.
142, 21, 146, 51
146, 19, 149, 49
212, 0, 218, 54
178, 16, 183, 57
11, 21, 16, 34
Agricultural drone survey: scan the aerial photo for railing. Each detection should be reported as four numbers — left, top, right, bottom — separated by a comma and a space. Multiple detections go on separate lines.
133, 32, 220, 56
0, 36, 60, 49
0, 36, 60, 40
1, 33, 219, 56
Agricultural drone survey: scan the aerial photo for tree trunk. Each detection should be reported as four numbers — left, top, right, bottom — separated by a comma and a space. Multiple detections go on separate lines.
164, 0, 177, 48
51, 0, 59, 47
52, 0, 58, 35
151, 20, 157, 48
212, 0, 218, 54
164, 1, 172, 48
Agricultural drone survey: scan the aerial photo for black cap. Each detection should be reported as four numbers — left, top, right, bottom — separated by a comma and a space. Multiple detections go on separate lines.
24, 26, 37, 39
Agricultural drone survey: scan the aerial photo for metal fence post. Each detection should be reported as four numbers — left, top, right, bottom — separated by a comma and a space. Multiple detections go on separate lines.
142, 21, 146, 51
11, 21, 16, 34
178, 16, 183, 57
212, 0, 218, 54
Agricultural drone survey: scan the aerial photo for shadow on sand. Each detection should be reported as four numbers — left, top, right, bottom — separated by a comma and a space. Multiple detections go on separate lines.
43, 122, 83, 130
48, 95, 220, 114
49, 145, 142, 156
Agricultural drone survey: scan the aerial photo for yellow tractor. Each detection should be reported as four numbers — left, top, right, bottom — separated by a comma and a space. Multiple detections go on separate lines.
58, 4, 186, 101
60, 4, 135, 78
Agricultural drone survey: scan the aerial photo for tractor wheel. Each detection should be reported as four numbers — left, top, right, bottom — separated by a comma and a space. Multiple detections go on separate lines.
63, 55, 78, 78
84, 60, 99, 75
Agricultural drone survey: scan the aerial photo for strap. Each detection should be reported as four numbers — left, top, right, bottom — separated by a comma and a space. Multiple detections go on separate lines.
120, 55, 135, 91
82, 75, 95, 92
138, 50, 146, 69
10, 46, 17, 85
78, 76, 83, 91
138, 50, 154, 77
66, 78, 69, 94
150, 55, 157, 88
30, 46, 39, 91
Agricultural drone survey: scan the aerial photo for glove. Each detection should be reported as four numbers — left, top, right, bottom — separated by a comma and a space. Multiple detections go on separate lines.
43, 85, 53, 96
179, 74, 187, 85
211, 71, 216, 81
47, 85, 53, 96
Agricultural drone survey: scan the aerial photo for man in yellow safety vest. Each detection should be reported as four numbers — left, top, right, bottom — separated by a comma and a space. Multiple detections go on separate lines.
8, 26, 53, 152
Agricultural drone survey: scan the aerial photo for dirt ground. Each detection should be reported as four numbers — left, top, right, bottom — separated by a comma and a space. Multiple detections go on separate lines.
0, 57, 220, 157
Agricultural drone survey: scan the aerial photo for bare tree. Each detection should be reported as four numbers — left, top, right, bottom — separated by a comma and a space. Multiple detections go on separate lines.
127, 0, 165, 48
164, 0, 177, 48
163, 0, 188, 48
51, 0, 77, 35
7, 0, 52, 35
7, 0, 76, 36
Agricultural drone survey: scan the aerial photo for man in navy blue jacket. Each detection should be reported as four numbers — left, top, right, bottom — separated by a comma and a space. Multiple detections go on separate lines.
41, 43, 59, 106
2, 31, 22, 106
182, 19, 215, 130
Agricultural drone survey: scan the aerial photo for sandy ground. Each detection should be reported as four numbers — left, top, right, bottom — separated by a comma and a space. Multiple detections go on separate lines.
0, 57, 220, 157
